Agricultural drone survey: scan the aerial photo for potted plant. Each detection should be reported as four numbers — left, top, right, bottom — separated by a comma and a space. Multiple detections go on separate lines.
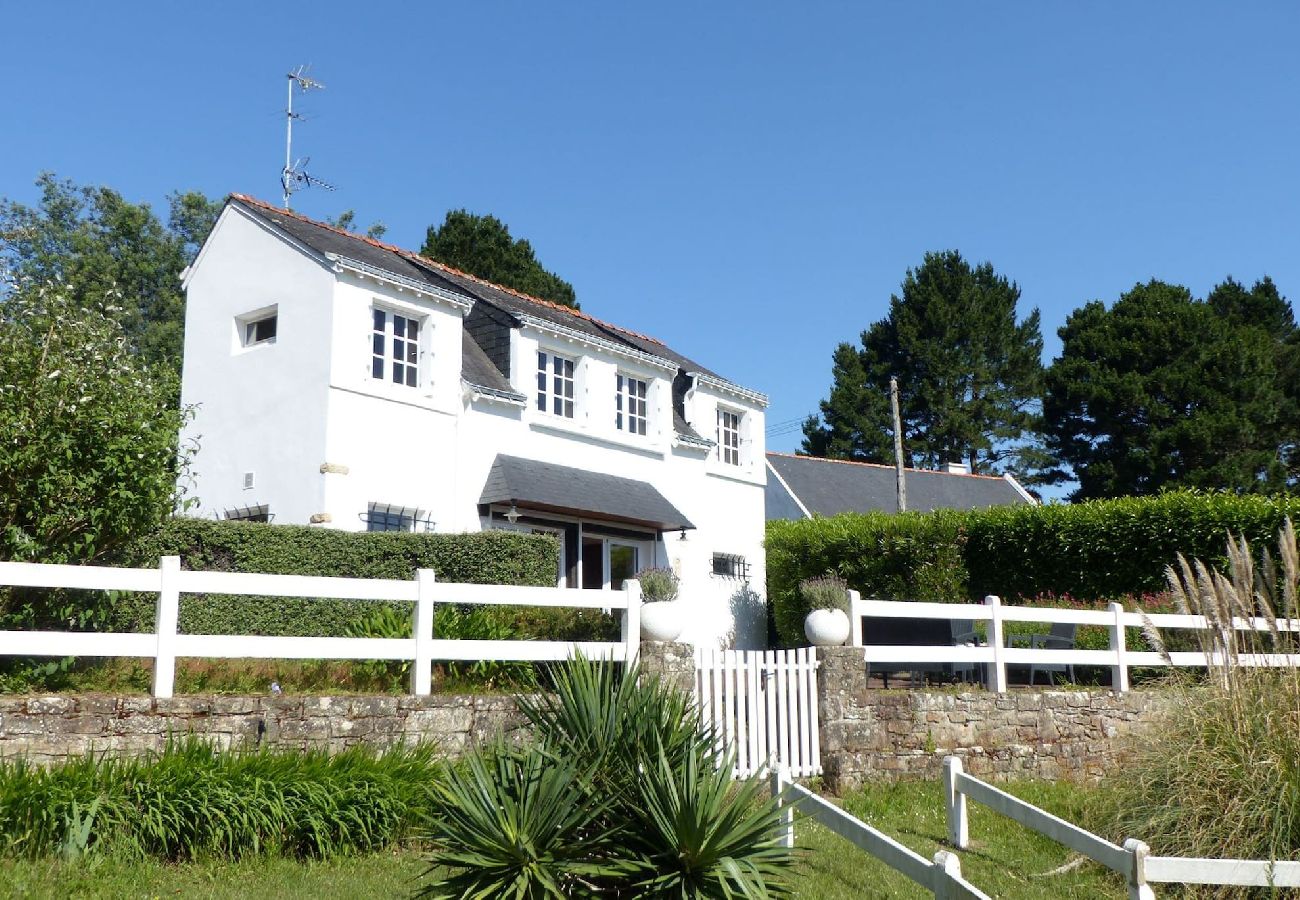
637, 566, 684, 642
801, 575, 851, 646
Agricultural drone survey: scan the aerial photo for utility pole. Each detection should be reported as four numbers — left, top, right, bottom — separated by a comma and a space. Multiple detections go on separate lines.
890, 376, 907, 513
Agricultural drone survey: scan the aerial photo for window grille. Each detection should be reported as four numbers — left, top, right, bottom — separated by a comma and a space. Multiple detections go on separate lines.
360, 503, 434, 533
223, 504, 273, 523
712, 553, 750, 580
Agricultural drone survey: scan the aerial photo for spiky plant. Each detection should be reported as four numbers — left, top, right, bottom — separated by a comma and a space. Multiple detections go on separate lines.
1108, 519, 1300, 895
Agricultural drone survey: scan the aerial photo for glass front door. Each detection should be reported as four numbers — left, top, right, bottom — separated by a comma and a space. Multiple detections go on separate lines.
608, 543, 639, 591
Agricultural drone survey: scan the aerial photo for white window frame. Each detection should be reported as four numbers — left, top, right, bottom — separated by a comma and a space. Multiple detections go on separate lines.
235, 305, 278, 350
536, 349, 575, 418
717, 407, 742, 465
371, 307, 423, 388
616, 374, 648, 436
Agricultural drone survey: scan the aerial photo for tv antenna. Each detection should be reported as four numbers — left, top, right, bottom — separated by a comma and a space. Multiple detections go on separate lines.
282, 65, 335, 208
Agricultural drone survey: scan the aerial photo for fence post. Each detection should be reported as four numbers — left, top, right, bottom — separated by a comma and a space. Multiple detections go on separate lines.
1123, 838, 1155, 900
943, 756, 969, 849
152, 555, 180, 699
932, 850, 965, 900
848, 589, 862, 646
985, 595, 1007, 693
411, 569, 435, 696
770, 765, 794, 849
1109, 601, 1130, 693
622, 578, 641, 668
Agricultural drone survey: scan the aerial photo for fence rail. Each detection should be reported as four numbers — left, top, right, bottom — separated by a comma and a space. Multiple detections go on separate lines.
772, 767, 989, 900
943, 755, 1300, 897
0, 558, 641, 698
851, 592, 1300, 693
695, 647, 820, 778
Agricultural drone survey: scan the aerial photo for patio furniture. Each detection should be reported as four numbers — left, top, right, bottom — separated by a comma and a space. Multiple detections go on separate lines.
1014, 622, 1078, 685
861, 615, 983, 687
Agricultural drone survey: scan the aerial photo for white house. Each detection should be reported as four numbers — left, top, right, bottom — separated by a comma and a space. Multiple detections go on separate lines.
178, 195, 769, 648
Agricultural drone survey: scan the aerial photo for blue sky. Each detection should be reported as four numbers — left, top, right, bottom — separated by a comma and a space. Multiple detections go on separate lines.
4, 1, 1298, 457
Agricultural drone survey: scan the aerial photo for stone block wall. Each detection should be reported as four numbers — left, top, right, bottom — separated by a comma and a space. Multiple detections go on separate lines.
0, 694, 528, 764
817, 646, 1170, 792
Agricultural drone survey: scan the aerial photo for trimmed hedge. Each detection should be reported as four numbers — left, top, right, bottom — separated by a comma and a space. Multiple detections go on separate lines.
767, 490, 1300, 646
110, 519, 561, 638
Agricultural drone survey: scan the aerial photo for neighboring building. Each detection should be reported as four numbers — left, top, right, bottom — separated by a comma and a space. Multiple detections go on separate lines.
764, 453, 1035, 520
178, 195, 769, 648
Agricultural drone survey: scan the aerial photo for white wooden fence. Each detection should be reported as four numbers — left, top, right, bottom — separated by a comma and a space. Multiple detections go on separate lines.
851, 591, 1300, 693
944, 756, 1300, 898
695, 648, 820, 778
0, 558, 641, 698
771, 766, 989, 899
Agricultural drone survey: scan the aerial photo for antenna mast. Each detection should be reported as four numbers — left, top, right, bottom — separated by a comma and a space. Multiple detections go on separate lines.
282, 66, 335, 209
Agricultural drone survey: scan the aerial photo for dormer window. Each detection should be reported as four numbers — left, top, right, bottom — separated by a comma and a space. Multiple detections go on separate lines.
372, 308, 420, 387
616, 374, 647, 436
537, 350, 574, 418
717, 408, 741, 465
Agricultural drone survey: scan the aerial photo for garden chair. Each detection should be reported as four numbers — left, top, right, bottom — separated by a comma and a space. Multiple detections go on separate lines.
1018, 622, 1077, 686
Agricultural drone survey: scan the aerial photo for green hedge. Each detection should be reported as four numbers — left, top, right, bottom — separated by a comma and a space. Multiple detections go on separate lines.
767, 490, 1300, 646
110, 519, 561, 638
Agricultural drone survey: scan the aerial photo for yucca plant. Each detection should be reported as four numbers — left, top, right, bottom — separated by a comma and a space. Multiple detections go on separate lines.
418, 744, 628, 899
421, 655, 792, 898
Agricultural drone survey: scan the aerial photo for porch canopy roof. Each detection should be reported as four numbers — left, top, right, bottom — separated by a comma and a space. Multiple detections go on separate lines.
479, 454, 695, 533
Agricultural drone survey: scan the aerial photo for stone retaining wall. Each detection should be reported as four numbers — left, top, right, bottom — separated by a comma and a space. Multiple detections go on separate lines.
0, 694, 528, 764
817, 646, 1170, 792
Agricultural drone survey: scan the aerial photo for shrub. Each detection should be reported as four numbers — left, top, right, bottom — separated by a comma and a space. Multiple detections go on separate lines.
1103, 521, 1300, 887
766, 490, 1300, 646
799, 575, 850, 614
636, 567, 679, 603
0, 738, 442, 860
109, 519, 560, 638
420, 655, 793, 897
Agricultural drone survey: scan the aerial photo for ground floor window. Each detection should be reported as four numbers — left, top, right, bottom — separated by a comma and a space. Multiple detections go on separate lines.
223, 504, 272, 523
362, 503, 433, 533
491, 509, 653, 590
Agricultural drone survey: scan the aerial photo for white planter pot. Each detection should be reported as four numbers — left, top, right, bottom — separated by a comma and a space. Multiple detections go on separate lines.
804, 608, 850, 647
641, 600, 685, 642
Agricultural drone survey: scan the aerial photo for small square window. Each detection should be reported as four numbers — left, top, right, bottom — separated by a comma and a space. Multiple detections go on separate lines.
712, 553, 750, 580
237, 306, 278, 349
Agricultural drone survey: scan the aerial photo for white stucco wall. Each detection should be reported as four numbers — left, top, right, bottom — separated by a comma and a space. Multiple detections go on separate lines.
179, 209, 769, 648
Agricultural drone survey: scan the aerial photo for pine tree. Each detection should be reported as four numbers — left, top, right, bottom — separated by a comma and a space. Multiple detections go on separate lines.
421, 210, 577, 308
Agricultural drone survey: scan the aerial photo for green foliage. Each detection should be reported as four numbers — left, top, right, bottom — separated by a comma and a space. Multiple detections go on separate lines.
766, 491, 1300, 646
421, 656, 792, 898
798, 575, 850, 614
1045, 277, 1299, 499
421, 209, 578, 308
0, 738, 442, 861
636, 566, 679, 603
0, 173, 220, 367
767, 510, 968, 646
0, 285, 190, 576
111, 519, 561, 639
803, 250, 1052, 483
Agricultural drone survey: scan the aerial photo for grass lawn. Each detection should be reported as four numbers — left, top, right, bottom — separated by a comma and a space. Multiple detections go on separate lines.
0, 779, 1121, 899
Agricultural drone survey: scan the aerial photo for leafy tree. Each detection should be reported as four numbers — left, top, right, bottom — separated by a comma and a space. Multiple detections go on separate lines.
0, 174, 220, 368
803, 250, 1051, 480
0, 282, 192, 568
326, 209, 387, 240
421, 210, 578, 308
1044, 278, 1298, 499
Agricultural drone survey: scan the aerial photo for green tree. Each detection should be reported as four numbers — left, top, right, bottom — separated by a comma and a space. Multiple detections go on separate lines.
421, 210, 578, 308
1044, 278, 1298, 499
803, 250, 1051, 479
0, 174, 220, 368
0, 282, 192, 568
327, 209, 387, 240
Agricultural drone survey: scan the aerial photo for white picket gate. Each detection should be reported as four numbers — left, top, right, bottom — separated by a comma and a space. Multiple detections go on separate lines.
694, 647, 821, 778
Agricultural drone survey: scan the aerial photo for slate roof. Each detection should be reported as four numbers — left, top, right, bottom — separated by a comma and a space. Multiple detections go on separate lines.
226, 195, 746, 430
461, 331, 524, 400
765, 453, 1033, 519
479, 454, 695, 531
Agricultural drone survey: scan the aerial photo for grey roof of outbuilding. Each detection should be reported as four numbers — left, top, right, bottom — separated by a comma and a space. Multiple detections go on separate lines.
227, 195, 744, 416
765, 453, 1032, 518
480, 455, 695, 531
